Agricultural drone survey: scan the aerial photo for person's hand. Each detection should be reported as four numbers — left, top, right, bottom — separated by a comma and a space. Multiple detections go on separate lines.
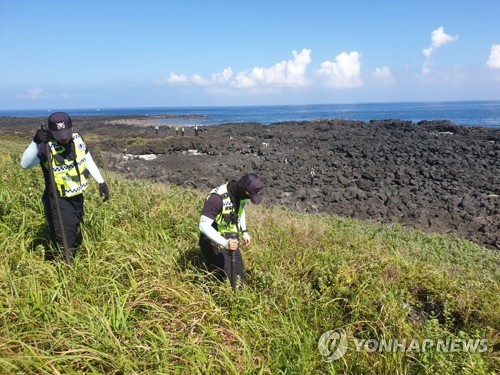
99, 182, 109, 202
33, 128, 51, 144
242, 232, 251, 246
227, 238, 239, 251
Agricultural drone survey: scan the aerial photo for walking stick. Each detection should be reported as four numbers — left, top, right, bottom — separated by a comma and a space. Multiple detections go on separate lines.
230, 247, 237, 290
229, 233, 238, 290
42, 125, 72, 265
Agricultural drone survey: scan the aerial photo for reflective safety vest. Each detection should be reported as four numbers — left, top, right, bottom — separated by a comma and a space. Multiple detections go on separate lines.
208, 183, 245, 236
45, 133, 89, 197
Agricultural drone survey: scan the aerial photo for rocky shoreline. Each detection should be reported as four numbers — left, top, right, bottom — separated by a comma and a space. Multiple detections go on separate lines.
2, 116, 499, 250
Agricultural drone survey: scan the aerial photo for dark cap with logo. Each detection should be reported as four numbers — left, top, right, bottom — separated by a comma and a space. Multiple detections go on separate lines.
239, 173, 265, 204
48, 112, 73, 143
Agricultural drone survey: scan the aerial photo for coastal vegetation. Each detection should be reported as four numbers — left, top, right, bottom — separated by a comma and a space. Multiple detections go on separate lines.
0, 143, 498, 374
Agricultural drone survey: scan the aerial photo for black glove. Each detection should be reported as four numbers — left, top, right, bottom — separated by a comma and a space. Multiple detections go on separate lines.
33, 128, 51, 144
99, 182, 109, 202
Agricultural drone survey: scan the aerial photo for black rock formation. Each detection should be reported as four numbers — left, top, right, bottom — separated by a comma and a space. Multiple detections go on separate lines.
3, 116, 498, 250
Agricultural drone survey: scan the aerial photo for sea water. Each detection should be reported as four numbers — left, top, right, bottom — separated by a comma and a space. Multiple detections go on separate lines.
1, 101, 499, 129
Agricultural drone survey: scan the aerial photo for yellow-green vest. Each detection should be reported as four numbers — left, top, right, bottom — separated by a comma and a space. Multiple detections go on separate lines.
208, 183, 245, 236
46, 133, 89, 197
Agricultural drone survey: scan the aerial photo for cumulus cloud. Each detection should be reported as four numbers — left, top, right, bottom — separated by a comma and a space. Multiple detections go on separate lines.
211, 67, 234, 84
165, 73, 188, 84
232, 49, 311, 88
421, 26, 458, 75
158, 49, 371, 92
316, 51, 363, 88
423, 26, 458, 58
487, 44, 500, 69
159, 49, 312, 90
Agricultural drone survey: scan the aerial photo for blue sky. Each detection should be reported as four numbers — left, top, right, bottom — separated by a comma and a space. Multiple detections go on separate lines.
1, 0, 499, 109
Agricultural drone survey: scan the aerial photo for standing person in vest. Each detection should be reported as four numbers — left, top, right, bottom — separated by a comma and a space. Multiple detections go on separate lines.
198, 173, 264, 286
20, 112, 109, 261
309, 166, 316, 185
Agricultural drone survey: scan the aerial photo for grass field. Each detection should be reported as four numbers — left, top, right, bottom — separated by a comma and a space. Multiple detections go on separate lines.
0, 143, 498, 374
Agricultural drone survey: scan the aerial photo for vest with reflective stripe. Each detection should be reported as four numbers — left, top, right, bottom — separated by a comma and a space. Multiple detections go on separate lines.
208, 183, 245, 236
46, 133, 89, 197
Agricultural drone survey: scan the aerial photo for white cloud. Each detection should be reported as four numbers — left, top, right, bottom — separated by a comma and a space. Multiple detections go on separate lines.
316, 51, 363, 88
372, 66, 395, 85
487, 44, 500, 69
232, 48, 311, 88
421, 26, 458, 75
373, 66, 393, 79
211, 67, 234, 84
190, 74, 209, 86
165, 72, 209, 86
161, 49, 312, 90
423, 26, 458, 58
164, 73, 187, 84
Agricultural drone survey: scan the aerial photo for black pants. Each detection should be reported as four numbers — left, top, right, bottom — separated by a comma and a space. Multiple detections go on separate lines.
42, 191, 84, 260
199, 234, 246, 284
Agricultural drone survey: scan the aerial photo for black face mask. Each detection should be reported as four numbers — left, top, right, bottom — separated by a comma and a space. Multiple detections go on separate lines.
236, 181, 250, 201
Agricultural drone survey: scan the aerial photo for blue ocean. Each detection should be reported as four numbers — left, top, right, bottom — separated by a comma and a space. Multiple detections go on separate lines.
1, 100, 499, 129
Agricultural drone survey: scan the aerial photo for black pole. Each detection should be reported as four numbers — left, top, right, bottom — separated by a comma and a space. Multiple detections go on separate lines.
229, 232, 238, 290
42, 125, 71, 265
230, 247, 237, 290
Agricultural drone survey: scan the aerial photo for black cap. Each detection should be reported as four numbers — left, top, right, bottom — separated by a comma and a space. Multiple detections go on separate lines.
239, 173, 265, 204
48, 112, 73, 143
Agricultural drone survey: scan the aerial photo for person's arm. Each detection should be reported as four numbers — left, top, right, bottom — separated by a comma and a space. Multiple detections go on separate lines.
85, 152, 104, 183
20, 141, 40, 169
86, 151, 109, 201
239, 207, 251, 246
21, 128, 52, 169
239, 207, 247, 232
199, 215, 229, 248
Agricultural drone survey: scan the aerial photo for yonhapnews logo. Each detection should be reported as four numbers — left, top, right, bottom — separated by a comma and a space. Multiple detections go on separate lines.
317, 329, 348, 362
318, 329, 488, 362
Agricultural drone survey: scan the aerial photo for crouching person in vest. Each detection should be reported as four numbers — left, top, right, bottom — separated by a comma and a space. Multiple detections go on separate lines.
20, 112, 109, 262
198, 173, 264, 286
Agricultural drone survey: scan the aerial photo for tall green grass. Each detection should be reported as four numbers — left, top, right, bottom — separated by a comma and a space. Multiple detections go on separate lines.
0, 149, 498, 374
